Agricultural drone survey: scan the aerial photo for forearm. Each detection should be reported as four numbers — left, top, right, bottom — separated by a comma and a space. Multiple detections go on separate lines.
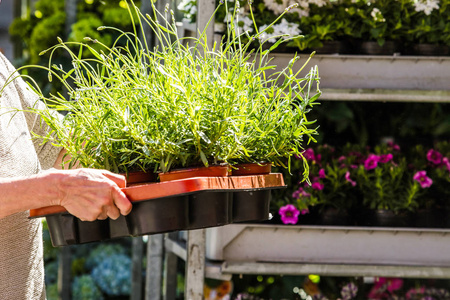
0, 172, 60, 218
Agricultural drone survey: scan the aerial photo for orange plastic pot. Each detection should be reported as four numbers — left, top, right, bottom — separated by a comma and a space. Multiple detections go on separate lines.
159, 165, 229, 182
231, 162, 272, 176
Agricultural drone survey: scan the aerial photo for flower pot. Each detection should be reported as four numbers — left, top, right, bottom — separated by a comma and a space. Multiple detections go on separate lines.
357, 209, 413, 227
414, 44, 449, 56
313, 40, 350, 55
126, 195, 189, 236
414, 208, 445, 228
359, 41, 399, 55
231, 163, 273, 223
124, 171, 156, 185
316, 206, 353, 226
231, 162, 271, 176
159, 165, 229, 182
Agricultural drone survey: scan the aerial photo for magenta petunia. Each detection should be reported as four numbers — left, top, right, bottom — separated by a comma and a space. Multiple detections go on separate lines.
300, 208, 309, 215
364, 154, 380, 170
345, 171, 357, 187
387, 141, 401, 151
427, 149, 443, 165
379, 153, 393, 163
278, 204, 300, 224
318, 168, 326, 179
312, 182, 324, 190
443, 157, 450, 175
413, 170, 433, 188
303, 148, 315, 161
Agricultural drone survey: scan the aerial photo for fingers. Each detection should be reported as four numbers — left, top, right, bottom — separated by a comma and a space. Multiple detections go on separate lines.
56, 168, 132, 221
101, 171, 127, 188
111, 186, 132, 216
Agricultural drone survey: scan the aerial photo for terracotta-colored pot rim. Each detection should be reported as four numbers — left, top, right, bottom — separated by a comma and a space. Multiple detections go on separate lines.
159, 165, 229, 182
231, 162, 272, 176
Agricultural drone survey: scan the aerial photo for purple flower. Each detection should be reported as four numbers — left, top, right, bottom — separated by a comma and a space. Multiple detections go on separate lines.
341, 282, 358, 300
312, 182, 324, 190
292, 187, 311, 199
338, 156, 346, 163
278, 204, 300, 224
379, 153, 393, 163
413, 170, 433, 188
427, 149, 443, 165
345, 171, 357, 187
303, 148, 315, 161
364, 154, 380, 170
318, 168, 326, 179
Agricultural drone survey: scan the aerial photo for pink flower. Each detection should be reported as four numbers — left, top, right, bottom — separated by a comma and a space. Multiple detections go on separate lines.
427, 149, 443, 165
278, 204, 300, 224
312, 182, 324, 190
338, 156, 346, 163
364, 154, 380, 170
387, 141, 400, 151
379, 153, 393, 163
413, 170, 433, 188
318, 168, 326, 179
300, 208, 309, 215
315, 154, 322, 162
293, 187, 311, 199
443, 157, 450, 175
303, 148, 315, 161
345, 171, 357, 187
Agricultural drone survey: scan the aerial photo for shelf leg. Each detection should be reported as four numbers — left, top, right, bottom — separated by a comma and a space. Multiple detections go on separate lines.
185, 229, 206, 300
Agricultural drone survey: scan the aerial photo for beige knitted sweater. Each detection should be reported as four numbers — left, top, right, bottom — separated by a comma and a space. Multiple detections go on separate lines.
0, 52, 61, 299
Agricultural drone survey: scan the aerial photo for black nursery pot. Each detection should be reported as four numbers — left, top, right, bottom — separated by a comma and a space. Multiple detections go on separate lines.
187, 191, 232, 230
316, 206, 353, 226
359, 41, 400, 55
232, 189, 271, 223
126, 195, 189, 236
46, 214, 110, 247
414, 208, 445, 228
357, 209, 413, 227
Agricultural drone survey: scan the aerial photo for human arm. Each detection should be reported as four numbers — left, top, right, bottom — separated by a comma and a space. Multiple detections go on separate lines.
0, 168, 132, 221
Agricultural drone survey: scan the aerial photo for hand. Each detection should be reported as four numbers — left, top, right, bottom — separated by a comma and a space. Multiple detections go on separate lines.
52, 168, 132, 221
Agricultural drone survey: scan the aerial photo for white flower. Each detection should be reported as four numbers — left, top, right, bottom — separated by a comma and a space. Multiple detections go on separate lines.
308, 0, 328, 7
264, 0, 291, 15
224, 11, 254, 36
259, 18, 302, 44
413, 0, 439, 15
289, 0, 310, 17
370, 8, 385, 22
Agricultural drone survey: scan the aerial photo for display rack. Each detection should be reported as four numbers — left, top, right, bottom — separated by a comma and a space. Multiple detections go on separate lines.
160, 4, 450, 300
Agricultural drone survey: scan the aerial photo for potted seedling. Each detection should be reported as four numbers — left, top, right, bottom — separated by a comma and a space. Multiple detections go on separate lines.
15, 0, 320, 245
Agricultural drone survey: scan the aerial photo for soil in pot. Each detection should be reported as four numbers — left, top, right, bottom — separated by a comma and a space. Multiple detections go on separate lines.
126, 195, 189, 236
187, 191, 232, 229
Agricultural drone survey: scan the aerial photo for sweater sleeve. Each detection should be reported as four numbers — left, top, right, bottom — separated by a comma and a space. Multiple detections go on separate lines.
0, 53, 62, 170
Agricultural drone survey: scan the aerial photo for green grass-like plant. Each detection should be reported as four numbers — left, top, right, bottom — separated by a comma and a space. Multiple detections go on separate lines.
8, 0, 320, 179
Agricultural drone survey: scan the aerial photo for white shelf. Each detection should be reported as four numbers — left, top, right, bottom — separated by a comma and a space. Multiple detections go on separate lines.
203, 224, 450, 278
